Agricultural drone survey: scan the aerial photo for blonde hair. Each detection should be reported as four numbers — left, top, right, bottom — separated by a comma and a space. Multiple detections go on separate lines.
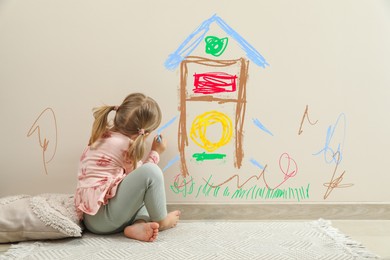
88, 93, 162, 163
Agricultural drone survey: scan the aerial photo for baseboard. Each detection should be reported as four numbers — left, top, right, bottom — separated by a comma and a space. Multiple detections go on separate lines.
167, 203, 390, 220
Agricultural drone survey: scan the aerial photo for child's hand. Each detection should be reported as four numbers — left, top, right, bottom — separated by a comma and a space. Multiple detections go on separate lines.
151, 134, 167, 155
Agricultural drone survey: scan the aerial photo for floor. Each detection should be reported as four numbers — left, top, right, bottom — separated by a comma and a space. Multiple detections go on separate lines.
331, 220, 390, 259
1, 220, 389, 259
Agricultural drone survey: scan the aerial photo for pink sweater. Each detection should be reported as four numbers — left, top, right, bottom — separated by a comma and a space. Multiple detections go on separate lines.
74, 131, 159, 218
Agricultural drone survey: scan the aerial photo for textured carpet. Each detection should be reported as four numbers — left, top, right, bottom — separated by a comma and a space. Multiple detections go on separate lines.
1, 220, 378, 260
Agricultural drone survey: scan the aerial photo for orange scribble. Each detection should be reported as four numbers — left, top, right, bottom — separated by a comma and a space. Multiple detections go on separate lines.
298, 105, 318, 135
27, 107, 58, 175
205, 165, 267, 189
323, 151, 353, 199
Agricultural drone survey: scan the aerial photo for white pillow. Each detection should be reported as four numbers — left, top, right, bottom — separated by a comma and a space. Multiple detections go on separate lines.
0, 194, 82, 243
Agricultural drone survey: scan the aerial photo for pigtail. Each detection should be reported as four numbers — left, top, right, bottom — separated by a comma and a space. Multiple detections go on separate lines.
88, 105, 116, 146
109, 92, 162, 164
127, 134, 146, 163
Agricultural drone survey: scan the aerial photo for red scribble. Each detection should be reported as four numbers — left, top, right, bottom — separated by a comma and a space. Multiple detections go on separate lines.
27, 107, 58, 175
271, 153, 298, 189
193, 72, 237, 94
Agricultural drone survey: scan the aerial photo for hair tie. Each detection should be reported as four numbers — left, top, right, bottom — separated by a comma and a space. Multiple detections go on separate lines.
114, 106, 119, 111
138, 128, 145, 136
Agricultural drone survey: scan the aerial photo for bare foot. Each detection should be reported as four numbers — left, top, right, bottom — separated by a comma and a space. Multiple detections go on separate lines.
123, 221, 159, 242
158, 210, 181, 231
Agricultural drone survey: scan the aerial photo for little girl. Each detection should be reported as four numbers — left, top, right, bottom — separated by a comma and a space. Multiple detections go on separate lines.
75, 93, 180, 242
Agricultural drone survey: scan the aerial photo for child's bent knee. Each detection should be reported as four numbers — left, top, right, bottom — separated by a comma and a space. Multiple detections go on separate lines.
142, 163, 163, 178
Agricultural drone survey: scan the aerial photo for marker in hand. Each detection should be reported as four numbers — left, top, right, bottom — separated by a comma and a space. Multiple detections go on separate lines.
155, 116, 177, 144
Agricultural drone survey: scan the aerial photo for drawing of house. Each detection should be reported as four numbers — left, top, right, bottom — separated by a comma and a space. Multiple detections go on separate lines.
165, 14, 268, 177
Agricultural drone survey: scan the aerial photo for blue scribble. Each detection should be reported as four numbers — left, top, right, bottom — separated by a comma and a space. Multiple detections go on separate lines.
252, 118, 273, 136
313, 113, 347, 165
157, 115, 178, 135
164, 14, 269, 70
162, 155, 180, 172
249, 158, 265, 170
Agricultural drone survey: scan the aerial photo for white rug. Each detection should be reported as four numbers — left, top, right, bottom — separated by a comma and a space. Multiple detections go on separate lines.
2, 220, 378, 260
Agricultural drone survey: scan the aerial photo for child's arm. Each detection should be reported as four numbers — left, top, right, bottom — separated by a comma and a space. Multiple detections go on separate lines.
151, 134, 166, 155
143, 135, 167, 164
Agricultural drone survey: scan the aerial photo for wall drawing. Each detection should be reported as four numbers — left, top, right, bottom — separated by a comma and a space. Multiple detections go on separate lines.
162, 14, 353, 201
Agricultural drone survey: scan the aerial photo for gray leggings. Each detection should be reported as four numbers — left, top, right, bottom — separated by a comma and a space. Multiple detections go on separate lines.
83, 163, 168, 234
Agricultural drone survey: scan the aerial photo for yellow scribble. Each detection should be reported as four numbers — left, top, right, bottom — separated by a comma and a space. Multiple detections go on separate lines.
190, 110, 233, 152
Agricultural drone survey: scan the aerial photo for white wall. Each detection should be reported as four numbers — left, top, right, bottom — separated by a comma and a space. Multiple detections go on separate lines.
1, 0, 389, 203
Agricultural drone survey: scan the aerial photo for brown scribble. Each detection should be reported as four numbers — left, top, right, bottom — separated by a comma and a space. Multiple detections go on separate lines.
204, 165, 268, 189
27, 107, 58, 175
298, 105, 318, 135
178, 60, 190, 177
178, 56, 249, 177
234, 58, 249, 169
323, 151, 353, 199
186, 96, 240, 104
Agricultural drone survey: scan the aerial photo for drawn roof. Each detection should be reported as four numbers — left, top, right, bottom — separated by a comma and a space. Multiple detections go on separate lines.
164, 14, 269, 70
